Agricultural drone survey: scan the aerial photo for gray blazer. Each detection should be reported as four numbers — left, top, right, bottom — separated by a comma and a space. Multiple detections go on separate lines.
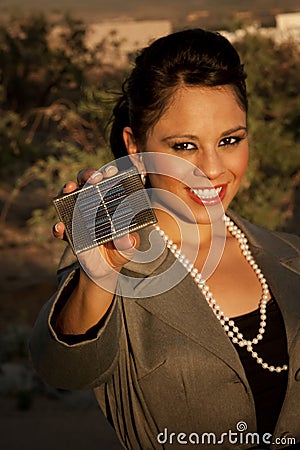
29, 212, 300, 450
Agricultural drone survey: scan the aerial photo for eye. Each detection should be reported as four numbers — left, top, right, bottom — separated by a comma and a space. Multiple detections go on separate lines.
219, 136, 242, 147
171, 142, 197, 151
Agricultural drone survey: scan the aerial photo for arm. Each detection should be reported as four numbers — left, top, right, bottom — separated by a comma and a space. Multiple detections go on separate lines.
29, 168, 139, 389
53, 267, 117, 335
53, 232, 138, 335
50, 167, 139, 336
29, 257, 122, 390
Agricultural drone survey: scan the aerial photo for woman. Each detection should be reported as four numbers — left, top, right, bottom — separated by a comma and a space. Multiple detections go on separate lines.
29, 29, 300, 449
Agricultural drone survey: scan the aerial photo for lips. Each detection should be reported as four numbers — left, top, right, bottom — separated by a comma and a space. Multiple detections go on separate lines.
187, 184, 227, 206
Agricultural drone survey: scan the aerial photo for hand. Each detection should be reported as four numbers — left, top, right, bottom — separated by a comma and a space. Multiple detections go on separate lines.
53, 166, 140, 277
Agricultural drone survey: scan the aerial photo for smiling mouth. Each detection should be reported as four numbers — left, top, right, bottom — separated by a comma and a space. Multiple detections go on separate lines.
187, 184, 227, 205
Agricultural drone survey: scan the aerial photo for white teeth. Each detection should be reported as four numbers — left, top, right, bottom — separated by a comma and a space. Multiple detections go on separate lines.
191, 186, 222, 199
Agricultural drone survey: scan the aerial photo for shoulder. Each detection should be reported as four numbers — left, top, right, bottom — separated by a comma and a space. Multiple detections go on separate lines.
270, 229, 300, 253
228, 210, 300, 257
228, 211, 300, 278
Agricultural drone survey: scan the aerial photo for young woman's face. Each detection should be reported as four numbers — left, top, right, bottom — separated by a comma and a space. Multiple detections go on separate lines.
124, 85, 248, 224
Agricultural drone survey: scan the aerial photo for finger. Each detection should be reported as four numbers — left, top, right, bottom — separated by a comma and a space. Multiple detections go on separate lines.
53, 221, 65, 240
85, 165, 118, 186
102, 236, 138, 271
78, 165, 118, 188
77, 168, 98, 187
62, 181, 77, 194
57, 181, 77, 196
102, 165, 118, 178
87, 170, 104, 185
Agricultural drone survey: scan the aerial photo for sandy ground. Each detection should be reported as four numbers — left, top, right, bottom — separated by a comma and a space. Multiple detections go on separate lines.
0, 395, 123, 450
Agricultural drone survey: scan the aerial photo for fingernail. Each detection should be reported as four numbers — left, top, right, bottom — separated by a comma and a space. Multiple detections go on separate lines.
105, 165, 118, 177
89, 171, 100, 180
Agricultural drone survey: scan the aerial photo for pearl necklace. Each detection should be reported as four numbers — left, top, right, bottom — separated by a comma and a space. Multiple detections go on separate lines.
155, 215, 288, 373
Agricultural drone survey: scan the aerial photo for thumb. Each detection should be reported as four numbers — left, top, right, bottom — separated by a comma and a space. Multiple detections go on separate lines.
113, 232, 140, 252
104, 232, 140, 269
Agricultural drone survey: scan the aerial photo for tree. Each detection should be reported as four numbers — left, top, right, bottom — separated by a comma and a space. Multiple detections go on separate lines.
232, 34, 300, 231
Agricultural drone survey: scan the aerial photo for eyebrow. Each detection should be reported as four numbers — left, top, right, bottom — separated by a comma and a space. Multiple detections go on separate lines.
162, 126, 248, 141
220, 126, 248, 137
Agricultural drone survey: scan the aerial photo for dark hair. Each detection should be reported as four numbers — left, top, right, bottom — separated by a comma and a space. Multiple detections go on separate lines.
109, 28, 247, 159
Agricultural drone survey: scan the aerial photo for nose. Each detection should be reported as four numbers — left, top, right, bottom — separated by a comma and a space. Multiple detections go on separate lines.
193, 149, 226, 180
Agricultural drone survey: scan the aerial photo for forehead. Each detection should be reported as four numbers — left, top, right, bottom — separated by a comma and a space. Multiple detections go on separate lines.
150, 85, 246, 135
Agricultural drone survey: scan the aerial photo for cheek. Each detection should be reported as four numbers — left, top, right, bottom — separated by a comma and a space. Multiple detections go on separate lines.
149, 174, 177, 190
229, 147, 249, 178
144, 152, 195, 185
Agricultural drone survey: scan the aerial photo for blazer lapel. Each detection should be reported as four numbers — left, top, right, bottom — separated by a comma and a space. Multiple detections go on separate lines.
131, 253, 246, 377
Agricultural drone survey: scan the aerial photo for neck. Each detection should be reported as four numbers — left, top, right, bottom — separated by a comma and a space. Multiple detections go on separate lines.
153, 205, 228, 278
154, 207, 226, 246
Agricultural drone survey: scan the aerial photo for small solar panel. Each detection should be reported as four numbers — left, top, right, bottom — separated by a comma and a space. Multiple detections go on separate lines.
53, 167, 157, 254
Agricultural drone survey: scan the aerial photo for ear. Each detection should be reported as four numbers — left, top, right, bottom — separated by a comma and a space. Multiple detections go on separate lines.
123, 127, 138, 155
123, 127, 145, 173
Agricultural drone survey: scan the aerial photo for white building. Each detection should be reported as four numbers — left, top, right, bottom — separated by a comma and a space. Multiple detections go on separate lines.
220, 12, 300, 45
275, 12, 300, 41
276, 12, 300, 31
86, 19, 172, 66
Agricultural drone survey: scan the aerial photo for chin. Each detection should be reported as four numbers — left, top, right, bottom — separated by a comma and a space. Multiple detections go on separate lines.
195, 200, 229, 223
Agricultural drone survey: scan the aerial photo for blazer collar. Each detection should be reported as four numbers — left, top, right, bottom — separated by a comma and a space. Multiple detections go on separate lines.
123, 211, 300, 375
